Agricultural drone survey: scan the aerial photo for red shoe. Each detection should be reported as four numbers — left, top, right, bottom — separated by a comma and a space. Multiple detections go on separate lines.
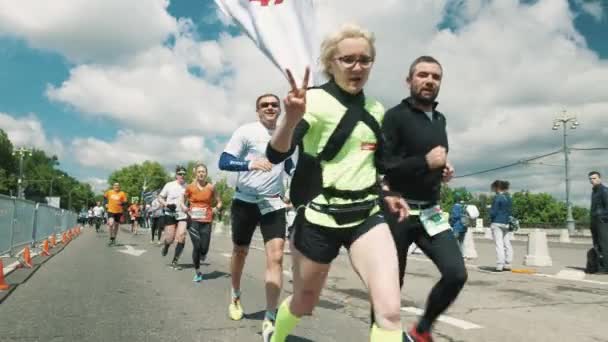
408, 327, 434, 342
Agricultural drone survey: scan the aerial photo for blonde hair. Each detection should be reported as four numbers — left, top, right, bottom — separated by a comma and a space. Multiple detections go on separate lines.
319, 24, 376, 79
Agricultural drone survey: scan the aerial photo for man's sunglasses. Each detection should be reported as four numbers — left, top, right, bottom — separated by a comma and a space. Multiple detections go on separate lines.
259, 102, 280, 109
177, 172, 186, 176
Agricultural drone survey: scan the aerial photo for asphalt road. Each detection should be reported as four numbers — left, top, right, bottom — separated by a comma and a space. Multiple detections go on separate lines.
1, 225, 607, 342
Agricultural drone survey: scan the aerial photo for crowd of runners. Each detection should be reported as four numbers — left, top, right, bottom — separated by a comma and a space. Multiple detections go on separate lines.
91, 24, 488, 342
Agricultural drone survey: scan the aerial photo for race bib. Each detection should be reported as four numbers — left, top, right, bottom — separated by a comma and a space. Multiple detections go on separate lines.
257, 197, 286, 215
420, 205, 451, 237
191, 207, 207, 220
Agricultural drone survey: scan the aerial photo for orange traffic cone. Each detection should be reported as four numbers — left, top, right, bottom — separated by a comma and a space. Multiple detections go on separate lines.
49, 235, 56, 247
62, 232, 68, 244
0, 259, 9, 291
19, 246, 33, 268
41, 240, 51, 256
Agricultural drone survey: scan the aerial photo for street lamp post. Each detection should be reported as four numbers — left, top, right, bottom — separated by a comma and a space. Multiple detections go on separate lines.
552, 110, 579, 234
12, 147, 31, 199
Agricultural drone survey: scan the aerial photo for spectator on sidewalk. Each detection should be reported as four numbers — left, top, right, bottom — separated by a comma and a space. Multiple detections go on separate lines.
490, 180, 513, 272
449, 193, 468, 252
589, 171, 608, 274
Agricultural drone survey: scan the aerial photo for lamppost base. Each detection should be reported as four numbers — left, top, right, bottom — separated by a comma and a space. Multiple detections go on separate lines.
566, 220, 576, 235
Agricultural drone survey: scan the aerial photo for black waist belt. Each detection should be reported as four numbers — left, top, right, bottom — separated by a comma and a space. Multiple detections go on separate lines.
405, 199, 436, 210
322, 184, 379, 201
309, 199, 379, 225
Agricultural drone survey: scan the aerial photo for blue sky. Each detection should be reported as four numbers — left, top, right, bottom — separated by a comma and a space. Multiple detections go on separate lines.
0, 0, 607, 205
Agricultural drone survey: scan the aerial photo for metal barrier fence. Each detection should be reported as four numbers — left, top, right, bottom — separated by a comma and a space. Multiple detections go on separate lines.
0, 194, 77, 256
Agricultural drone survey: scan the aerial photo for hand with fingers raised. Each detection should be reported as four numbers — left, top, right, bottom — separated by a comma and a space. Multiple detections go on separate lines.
282, 67, 310, 126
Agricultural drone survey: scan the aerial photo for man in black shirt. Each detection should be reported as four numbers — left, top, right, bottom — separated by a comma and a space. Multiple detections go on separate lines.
380, 56, 467, 342
589, 171, 608, 273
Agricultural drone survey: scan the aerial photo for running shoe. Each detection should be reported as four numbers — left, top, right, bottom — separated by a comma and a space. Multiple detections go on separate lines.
262, 319, 275, 342
228, 297, 244, 321
408, 327, 434, 342
193, 272, 203, 283
171, 261, 182, 270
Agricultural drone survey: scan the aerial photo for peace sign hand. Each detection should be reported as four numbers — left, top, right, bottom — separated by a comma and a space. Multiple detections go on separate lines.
283, 67, 310, 125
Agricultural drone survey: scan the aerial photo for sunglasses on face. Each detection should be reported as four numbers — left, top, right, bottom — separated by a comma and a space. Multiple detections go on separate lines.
259, 102, 280, 109
177, 172, 186, 176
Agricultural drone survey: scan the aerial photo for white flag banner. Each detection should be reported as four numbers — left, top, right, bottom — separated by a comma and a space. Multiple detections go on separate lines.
214, 0, 322, 86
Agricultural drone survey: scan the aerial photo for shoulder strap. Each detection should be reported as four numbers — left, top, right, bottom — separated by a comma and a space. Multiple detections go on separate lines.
316, 92, 384, 167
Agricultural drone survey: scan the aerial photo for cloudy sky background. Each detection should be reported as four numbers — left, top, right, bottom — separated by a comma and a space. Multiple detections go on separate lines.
0, 0, 606, 206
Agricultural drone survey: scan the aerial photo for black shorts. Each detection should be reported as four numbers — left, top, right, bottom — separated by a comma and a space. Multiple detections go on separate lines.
110, 213, 122, 222
231, 198, 286, 246
161, 215, 187, 227
292, 211, 385, 264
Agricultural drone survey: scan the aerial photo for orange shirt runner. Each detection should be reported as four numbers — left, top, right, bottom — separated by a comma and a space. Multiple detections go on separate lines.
128, 204, 141, 218
185, 183, 215, 222
105, 190, 127, 214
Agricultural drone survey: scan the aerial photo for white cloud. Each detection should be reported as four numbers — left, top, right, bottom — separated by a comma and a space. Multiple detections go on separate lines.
0, 112, 64, 157
574, 0, 605, 21
0, 0, 177, 63
70, 130, 219, 172
84, 177, 108, 194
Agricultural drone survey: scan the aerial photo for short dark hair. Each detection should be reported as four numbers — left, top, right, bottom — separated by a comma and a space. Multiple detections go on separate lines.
255, 93, 280, 110
589, 171, 601, 177
408, 55, 442, 79
500, 180, 510, 191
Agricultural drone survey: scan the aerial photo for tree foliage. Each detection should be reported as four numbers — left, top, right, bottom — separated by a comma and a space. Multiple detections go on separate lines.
107, 161, 171, 203
0, 129, 95, 210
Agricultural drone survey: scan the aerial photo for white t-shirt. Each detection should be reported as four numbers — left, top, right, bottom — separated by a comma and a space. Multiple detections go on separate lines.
224, 121, 293, 204
159, 180, 187, 219
93, 206, 105, 217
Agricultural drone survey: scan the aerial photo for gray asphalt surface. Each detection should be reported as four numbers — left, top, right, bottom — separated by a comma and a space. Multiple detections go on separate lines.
1, 224, 607, 341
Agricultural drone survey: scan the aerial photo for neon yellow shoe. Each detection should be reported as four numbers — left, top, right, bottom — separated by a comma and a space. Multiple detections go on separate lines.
228, 297, 244, 321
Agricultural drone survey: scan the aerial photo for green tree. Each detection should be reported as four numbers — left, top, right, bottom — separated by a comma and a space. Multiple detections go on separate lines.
107, 161, 170, 203
0, 129, 17, 195
213, 176, 235, 224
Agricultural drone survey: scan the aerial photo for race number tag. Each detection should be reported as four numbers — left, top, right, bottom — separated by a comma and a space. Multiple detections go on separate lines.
420, 205, 451, 237
191, 207, 207, 220
257, 197, 286, 215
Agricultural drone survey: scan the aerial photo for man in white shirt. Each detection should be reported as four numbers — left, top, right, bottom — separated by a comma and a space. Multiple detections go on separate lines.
92, 202, 105, 232
158, 166, 188, 270
219, 93, 295, 337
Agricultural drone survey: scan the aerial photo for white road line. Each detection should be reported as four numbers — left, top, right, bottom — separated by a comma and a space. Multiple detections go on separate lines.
401, 307, 482, 330
533, 273, 608, 286
408, 255, 608, 286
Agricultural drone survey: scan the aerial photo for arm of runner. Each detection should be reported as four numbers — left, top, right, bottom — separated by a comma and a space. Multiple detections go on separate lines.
219, 152, 251, 172
212, 185, 223, 211
267, 120, 309, 164
157, 184, 168, 207
269, 68, 309, 156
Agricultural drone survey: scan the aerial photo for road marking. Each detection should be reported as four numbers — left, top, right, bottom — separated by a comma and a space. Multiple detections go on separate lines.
408, 255, 608, 286
555, 269, 586, 281
534, 273, 608, 286
401, 307, 482, 330
118, 245, 146, 257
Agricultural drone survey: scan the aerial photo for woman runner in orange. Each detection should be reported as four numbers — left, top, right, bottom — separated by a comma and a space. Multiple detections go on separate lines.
185, 162, 222, 282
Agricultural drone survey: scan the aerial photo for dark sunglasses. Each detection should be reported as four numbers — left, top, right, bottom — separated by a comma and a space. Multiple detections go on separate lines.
259, 102, 280, 109
177, 172, 186, 176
